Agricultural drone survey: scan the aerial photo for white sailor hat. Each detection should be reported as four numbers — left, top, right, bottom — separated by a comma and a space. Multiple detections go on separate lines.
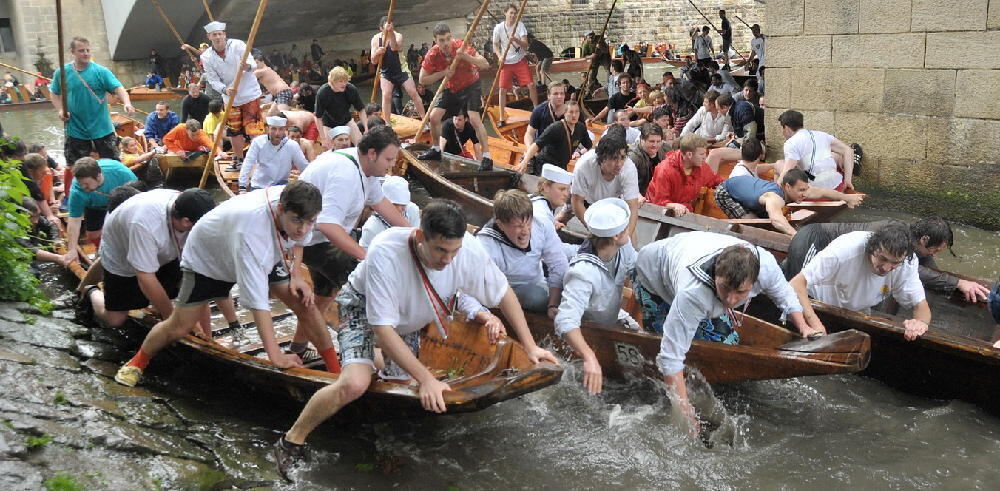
584, 197, 630, 237
541, 163, 573, 185
381, 176, 410, 205
328, 126, 350, 139
265, 115, 287, 127
204, 21, 226, 33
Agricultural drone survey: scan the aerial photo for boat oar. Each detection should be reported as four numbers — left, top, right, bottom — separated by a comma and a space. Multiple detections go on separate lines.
414, 0, 493, 143
55, 0, 68, 124
150, 0, 202, 67
370, 0, 396, 107
577, 0, 618, 111
202, 0, 215, 21
482, 0, 528, 128
686, 0, 748, 64
198, 0, 270, 189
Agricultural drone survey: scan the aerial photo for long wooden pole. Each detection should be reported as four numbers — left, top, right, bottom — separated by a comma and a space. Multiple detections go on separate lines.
577, 0, 618, 108
55, 0, 67, 122
414, 0, 492, 142
199, 0, 270, 189
482, 0, 528, 126
0, 62, 148, 115
687, 0, 748, 63
370, 0, 396, 104
150, 0, 201, 66
202, 0, 215, 21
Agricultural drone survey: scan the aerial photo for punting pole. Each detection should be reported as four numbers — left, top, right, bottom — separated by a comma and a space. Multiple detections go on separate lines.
55, 0, 68, 123
687, 0, 748, 63
198, 0, 270, 189
370, 0, 397, 105
413, 0, 493, 142
150, 0, 203, 67
734, 13, 754, 30
482, 0, 529, 126
202, 0, 215, 21
577, 0, 619, 109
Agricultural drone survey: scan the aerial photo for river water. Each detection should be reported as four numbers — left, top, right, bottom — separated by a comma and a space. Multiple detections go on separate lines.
2, 92, 999, 489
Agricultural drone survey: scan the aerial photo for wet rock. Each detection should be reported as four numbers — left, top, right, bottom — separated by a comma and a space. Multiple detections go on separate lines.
0, 425, 27, 457
0, 460, 44, 489
114, 400, 182, 428
100, 422, 214, 463
73, 398, 125, 419
95, 375, 160, 402
30, 316, 88, 338
50, 309, 77, 321
5, 344, 81, 372
0, 320, 76, 351
0, 399, 76, 422
0, 348, 35, 365
0, 362, 62, 405
0, 304, 25, 323
81, 358, 121, 378
208, 436, 286, 482
145, 455, 230, 489
72, 340, 119, 361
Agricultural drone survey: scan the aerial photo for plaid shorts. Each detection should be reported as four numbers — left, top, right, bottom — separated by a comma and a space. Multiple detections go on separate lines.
335, 284, 421, 378
275, 88, 294, 106
714, 184, 748, 219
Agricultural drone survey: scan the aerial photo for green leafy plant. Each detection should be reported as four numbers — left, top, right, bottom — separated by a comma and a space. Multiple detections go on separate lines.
43, 473, 84, 491
26, 434, 53, 448
53, 392, 68, 405
0, 136, 52, 314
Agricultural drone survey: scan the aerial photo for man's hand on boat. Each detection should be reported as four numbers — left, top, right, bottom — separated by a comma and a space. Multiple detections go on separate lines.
419, 378, 452, 414
956, 279, 990, 303
843, 193, 865, 209
270, 350, 304, 369
665, 203, 688, 217
902, 318, 929, 341
582, 355, 603, 395
474, 310, 507, 344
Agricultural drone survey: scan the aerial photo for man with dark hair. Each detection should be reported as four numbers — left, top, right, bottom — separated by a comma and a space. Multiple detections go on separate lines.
628, 123, 665, 195
145, 102, 180, 147
439, 110, 482, 160
634, 231, 824, 427
19, 153, 59, 227
789, 221, 932, 343
747, 24, 765, 93
715, 91, 757, 144
694, 26, 714, 67
418, 22, 493, 170
82, 188, 215, 328
571, 128, 640, 238
645, 133, 723, 215
239, 114, 309, 190
493, 3, 538, 122
516, 101, 591, 174
719, 10, 732, 70
64, 157, 137, 264
50, 36, 135, 165
181, 83, 211, 124
273, 199, 558, 478
589, 73, 634, 124
775, 109, 858, 190
782, 218, 991, 303
163, 119, 214, 159
524, 82, 567, 146
114, 181, 339, 388
294, 125, 411, 360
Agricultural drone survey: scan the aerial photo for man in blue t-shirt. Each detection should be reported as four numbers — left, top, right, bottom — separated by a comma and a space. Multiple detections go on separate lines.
50, 36, 135, 165
524, 82, 567, 146
64, 158, 137, 264
144, 102, 180, 147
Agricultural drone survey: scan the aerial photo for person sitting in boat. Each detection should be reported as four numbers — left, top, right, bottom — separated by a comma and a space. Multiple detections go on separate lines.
774, 110, 860, 191
680, 90, 732, 146
571, 128, 641, 238
238, 115, 309, 191
634, 231, 824, 426
114, 181, 340, 390
532, 164, 573, 229
644, 133, 723, 216
524, 82, 568, 146
285, 126, 316, 162
628, 123, 666, 196
788, 221, 932, 342
466, 189, 570, 316
589, 73, 635, 125
144, 102, 180, 148
80, 188, 215, 329
554, 198, 639, 394
314, 66, 366, 147
180, 83, 211, 126
613, 110, 641, 144
163, 119, 214, 161
417, 23, 493, 171
18, 197, 64, 272
781, 217, 991, 304
118, 137, 163, 189
515, 101, 592, 175
726, 137, 775, 179
63, 157, 137, 264
144, 72, 164, 90
359, 176, 421, 249
273, 199, 558, 478
202, 98, 226, 140
714, 144, 864, 236
321, 126, 352, 152
18, 153, 60, 229
440, 110, 482, 161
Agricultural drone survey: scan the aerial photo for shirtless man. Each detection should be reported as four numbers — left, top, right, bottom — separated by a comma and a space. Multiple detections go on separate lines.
254, 52, 293, 116
287, 125, 317, 162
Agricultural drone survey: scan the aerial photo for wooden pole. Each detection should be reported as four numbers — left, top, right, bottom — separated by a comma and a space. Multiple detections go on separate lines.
370, 0, 396, 104
150, 0, 202, 66
482, 0, 528, 126
199, 0, 270, 189
577, 0, 618, 109
734, 13, 754, 30
55, 0, 67, 122
0, 62, 147, 115
414, 0, 492, 142
202, 0, 215, 21
687, 0, 748, 63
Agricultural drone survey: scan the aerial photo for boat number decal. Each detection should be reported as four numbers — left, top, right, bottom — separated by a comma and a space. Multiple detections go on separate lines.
614, 342, 644, 368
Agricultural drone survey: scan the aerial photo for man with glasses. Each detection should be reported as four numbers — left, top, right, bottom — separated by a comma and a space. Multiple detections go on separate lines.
788, 221, 932, 341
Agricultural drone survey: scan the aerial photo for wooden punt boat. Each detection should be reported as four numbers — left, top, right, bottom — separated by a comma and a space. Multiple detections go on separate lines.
1, 85, 53, 112
548, 57, 591, 74
125, 86, 186, 101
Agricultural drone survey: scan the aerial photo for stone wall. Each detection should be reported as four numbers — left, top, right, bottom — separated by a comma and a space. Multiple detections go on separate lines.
765, 0, 1000, 229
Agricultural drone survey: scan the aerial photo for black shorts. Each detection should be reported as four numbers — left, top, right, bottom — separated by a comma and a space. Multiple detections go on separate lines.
382, 69, 409, 87
83, 207, 108, 232
64, 132, 119, 167
103, 259, 182, 312
435, 79, 483, 117
780, 223, 836, 280
302, 241, 359, 297
175, 263, 290, 307
722, 39, 732, 52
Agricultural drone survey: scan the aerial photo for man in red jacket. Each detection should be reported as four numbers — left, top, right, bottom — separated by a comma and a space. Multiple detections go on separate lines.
645, 133, 722, 215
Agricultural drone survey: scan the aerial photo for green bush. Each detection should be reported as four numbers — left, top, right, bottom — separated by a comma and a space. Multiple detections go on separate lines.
0, 136, 52, 314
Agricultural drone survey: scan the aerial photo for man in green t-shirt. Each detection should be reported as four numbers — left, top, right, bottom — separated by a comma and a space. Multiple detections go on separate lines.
50, 36, 135, 165
63, 158, 137, 265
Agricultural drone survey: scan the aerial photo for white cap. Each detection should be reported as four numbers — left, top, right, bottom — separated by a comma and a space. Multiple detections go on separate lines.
266, 115, 287, 127
584, 198, 630, 237
204, 21, 226, 33
541, 164, 573, 185
381, 176, 410, 205
328, 126, 350, 139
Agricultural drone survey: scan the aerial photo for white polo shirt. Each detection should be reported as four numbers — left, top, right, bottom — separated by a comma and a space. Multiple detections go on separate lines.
783, 129, 841, 189
299, 147, 385, 246
100, 189, 183, 277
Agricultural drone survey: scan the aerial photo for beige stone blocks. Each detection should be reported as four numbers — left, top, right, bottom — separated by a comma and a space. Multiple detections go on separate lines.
805, 0, 860, 34
925, 31, 1000, 69
767, 0, 806, 36
767, 35, 832, 68
859, 0, 912, 33
953, 70, 1000, 119
764, 67, 792, 108
883, 69, 957, 116
911, 0, 989, 32
990, 0, 1000, 29
835, 112, 927, 161
832, 33, 925, 68
926, 118, 1000, 164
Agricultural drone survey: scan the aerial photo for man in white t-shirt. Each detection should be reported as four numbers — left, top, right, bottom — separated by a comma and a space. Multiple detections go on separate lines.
492, 3, 537, 122
613, 110, 641, 144
84, 188, 215, 328
359, 176, 421, 248
570, 128, 640, 239
273, 200, 559, 478
747, 24, 765, 93
239, 115, 310, 190
695, 26, 714, 66
789, 221, 932, 341
775, 110, 856, 191
115, 182, 340, 388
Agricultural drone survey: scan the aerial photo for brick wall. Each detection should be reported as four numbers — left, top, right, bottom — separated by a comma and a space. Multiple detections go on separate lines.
765, 0, 1000, 229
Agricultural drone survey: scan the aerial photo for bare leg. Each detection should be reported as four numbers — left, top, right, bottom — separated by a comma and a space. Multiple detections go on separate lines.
289, 294, 333, 345
231, 135, 246, 160
428, 107, 446, 143
216, 297, 239, 323
285, 363, 373, 444
271, 283, 334, 352
380, 77, 395, 121
467, 111, 489, 156
499, 86, 507, 122
138, 304, 209, 357
88, 289, 129, 328
527, 80, 539, 106
401, 79, 425, 119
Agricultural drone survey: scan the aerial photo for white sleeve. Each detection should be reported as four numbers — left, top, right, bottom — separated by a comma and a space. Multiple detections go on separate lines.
459, 239, 510, 308
756, 249, 803, 314
358, 216, 383, 248
656, 288, 709, 375
200, 54, 226, 93
405, 203, 421, 228
554, 267, 593, 336
716, 116, 732, 141
125, 223, 160, 274
290, 143, 309, 170
892, 259, 927, 308
680, 108, 702, 136
783, 137, 802, 161
491, 24, 502, 49
456, 292, 488, 321
363, 249, 400, 328
570, 164, 590, 198
365, 179, 386, 207
802, 247, 841, 289
539, 223, 569, 289
621, 159, 641, 201
316, 176, 350, 227
234, 233, 273, 311
517, 22, 528, 38
239, 139, 260, 187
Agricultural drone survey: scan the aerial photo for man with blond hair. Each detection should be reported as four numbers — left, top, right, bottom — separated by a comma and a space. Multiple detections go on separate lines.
314, 66, 366, 146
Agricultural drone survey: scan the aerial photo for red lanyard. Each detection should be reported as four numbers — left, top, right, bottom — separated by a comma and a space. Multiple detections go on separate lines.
408, 229, 455, 338
264, 187, 293, 275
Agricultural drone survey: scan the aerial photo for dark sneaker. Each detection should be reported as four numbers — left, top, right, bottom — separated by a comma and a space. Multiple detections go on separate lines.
417, 147, 442, 161
478, 156, 494, 172
850, 143, 863, 176
286, 347, 322, 365
75, 284, 99, 321
273, 436, 307, 481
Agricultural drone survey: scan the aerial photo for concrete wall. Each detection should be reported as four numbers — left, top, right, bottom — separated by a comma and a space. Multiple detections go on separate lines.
765, 0, 1000, 229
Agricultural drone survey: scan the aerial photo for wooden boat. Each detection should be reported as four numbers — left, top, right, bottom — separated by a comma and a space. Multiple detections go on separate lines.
1, 85, 53, 112
125, 86, 186, 101
548, 57, 591, 74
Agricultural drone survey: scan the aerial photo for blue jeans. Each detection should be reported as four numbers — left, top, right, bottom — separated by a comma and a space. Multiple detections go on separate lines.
632, 270, 740, 345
